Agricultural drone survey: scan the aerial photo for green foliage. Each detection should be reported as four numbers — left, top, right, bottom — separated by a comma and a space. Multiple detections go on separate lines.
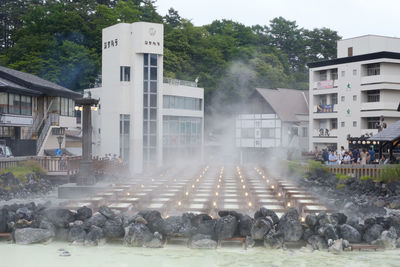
360, 175, 374, 181
336, 184, 345, 189
0, 160, 44, 183
336, 173, 350, 180
376, 164, 400, 183
287, 161, 302, 176
307, 160, 329, 175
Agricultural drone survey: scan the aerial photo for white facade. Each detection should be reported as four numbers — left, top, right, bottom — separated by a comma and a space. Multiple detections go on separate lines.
309, 35, 400, 150
86, 22, 204, 174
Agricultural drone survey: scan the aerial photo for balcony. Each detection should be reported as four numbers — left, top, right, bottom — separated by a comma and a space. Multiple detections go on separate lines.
360, 129, 378, 137
312, 128, 338, 138
361, 75, 400, 85
313, 80, 338, 90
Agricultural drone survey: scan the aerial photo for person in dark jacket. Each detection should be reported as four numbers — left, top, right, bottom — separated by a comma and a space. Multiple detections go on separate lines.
322, 148, 329, 165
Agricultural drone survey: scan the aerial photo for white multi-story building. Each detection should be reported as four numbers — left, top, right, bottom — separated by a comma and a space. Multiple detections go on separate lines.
308, 35, 400, 150
85, 22, 204, 174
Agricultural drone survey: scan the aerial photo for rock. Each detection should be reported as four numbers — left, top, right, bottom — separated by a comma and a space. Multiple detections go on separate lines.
193, 219, 217, 238
339, 224, 361, 243
191, 239, 217, 249
124, 223, 153, 247
68, 225, 86, 243
141, 210, 165, 234
83, 212, 107, 229
318, 224, 338, 241
14, 228, 54, 244
218, 210, 242, 220
374, 199, 386, 208
42, 208, 75, 228
191, 233, 212, 242
55, 228, 69, 241
76, 206, 92, 221
305, 214, 318, 228
264, 229, 284, 249
254, 207, 279, 225
98, 206, 115, 219
39, 220, 56, 235
238, 215, 253, 237
145, 232, 163, 248
302, 228, 314, 241
331, 213, 347, 225
103, 217, 124, 238
215, 215, 237, 239
245, 235, 255, 248
0, 208, 9, 232
364, 224, 384, 243
379, 227, 398, 249
389, 200, 400, 209
16, 207, 33, 220
308, 235, 327, 250
278, 209, 303, 242
396, 238, 400, 248
347, 217, 360, 227
328, 238, 343, 254
317, 212, 330, 227
86, 225, 104, 245
163, 215, 190, 237
251, 217, 272, 240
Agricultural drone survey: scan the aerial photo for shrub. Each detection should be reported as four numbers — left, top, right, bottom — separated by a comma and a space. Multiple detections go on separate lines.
377, 164, 400, 183
336, 184, 345, 189
307, 160, 330, 175
18, 160, 45, 174
287, 161, 303, 176
0, 160, 45, 183
360, 175, 373, 181
336, 173, 350, 180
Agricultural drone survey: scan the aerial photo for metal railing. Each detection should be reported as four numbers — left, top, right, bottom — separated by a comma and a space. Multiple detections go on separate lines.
36, 113, 60, 154
163, 77, 197, 87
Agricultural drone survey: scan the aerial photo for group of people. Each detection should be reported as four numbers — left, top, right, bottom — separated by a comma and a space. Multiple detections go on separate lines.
315, 146, 391, 165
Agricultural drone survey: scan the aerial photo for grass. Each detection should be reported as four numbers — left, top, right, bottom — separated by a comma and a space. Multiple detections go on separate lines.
360, 175, 374, 181
336, 173, 350, 180
375, 164, 400, 183
336, 184, 345, 189
0, 160, 45, 183
287, 161, 303, 176
307, 160, 330, 175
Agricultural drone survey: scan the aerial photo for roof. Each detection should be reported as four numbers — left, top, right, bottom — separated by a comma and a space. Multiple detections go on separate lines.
307, 51, 400, 68
0, 66, 81, 99
368, 120, 400, 142
255, 88, 309, 122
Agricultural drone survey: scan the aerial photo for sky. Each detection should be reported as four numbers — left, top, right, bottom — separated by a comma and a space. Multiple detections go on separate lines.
155, 0, 400, 39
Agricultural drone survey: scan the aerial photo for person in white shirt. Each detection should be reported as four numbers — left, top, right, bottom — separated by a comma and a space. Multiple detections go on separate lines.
343, 152, 351, 164
329, 150, 338, 165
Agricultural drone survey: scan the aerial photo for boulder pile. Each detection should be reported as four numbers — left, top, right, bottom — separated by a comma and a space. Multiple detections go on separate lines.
2, 203, 400, 251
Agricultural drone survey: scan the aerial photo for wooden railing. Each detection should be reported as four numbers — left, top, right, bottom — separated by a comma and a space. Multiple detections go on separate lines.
327, 164, 385, 178
0, 157, 30, 170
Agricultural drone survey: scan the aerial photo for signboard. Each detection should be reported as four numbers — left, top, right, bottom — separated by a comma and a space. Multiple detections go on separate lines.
317, 104, 334, 113
317, 80, 334, 89
56, 148, 62, 156
0, 115, 33, 126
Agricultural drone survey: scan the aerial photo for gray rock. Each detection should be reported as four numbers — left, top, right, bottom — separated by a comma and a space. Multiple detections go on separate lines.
305, 214, 318, 228
141, 210, 165, 234
374, 199, 386, 208
124, 223, 153, 247
98, 206, 115, 219
215, 215, 237, 239
308, 235, 327, 250
339, 224, 361, 243
76, 206, 92, 221
331, 213, 347, 225
364, 224, 384, 243
103, 217, 124, 238
238, 215, 253, 237
389, 200, 400, 209
83, 212, 107, 229
193, 219, 217, 238
145, 232, 163, 248
191, 233, 212, 242
245, 235, 255, 248
191, 239, 217, 249
68, 225, 86, 243
251, 217, 272, 240
86, 225, 104, 245
254, 207, 279, 225
318, 224, 338, 241
328, 238, 343, 254
15, 228, 54, 244
16, 207, 33, 220
42, 208, 75, 228
55, 228, 69, 241
163, 215, 190, 237
264, 229, 284, 249
278, 209, 303, 242
39, 220, 56, 235
379, 227, 398, 249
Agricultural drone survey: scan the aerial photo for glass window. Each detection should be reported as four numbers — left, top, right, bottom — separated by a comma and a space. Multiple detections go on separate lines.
331, 119, 338, 129
367, 90, 380, 102
341, 96, 345, 102
163, 96, 169, 108
150, 108, 157, 120
319, 70, 327, 81
150, 54, 157, 66
21, 95, 32, 115
144, 68, 148, 81
143, 81, 148, 92
9, 94, 20, 114
341, 121, 345, 127
353, 69, 357, 76
367, 63, 380, 76
341, 71, 345, 77
353, 121, 357, 127
150, 94, 157, 107
69, 99, 74, 116
60, 97, 68, 116
331, 94, 338, 105
331, 69, 338, 80
143, 108, 148, 120
353, 95, 357, 101
120, 66, 130, 81
150, 67, 157, 80
144, 54, 148, 66
150, 81, 157, 93
143, 94, 148, 106
367, 117, 380, 129
0, 93, 7, 113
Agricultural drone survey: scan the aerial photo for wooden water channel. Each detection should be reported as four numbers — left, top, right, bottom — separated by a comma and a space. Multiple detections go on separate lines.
62, 165, 331, 219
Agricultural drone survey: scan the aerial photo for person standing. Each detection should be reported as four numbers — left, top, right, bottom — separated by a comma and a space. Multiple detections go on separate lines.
360, 148, 368, 165
322, 148, 329, 165
329, 150, 338, 165
368, 146, 376, 164
339, 146, 345, 164
314, 146, 319, 161
343, 152, 351, 164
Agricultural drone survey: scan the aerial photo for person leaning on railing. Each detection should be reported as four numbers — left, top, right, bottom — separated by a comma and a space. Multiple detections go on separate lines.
342, 152, 351, 164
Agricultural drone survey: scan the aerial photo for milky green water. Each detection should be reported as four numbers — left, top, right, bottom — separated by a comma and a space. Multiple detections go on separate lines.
0, 242, 400, 267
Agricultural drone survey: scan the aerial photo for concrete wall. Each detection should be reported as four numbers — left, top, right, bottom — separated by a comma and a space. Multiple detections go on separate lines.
338, 35, 400, 58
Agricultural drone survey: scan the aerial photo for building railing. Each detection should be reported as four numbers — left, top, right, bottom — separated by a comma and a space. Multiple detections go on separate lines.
327, 164, 387, 178
163, 77, 197, 87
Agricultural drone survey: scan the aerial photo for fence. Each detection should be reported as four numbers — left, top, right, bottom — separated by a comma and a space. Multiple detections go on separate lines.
327, 164, 386, 178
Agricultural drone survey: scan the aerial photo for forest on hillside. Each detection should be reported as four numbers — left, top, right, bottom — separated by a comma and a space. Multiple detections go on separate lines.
0, 0, 341, 114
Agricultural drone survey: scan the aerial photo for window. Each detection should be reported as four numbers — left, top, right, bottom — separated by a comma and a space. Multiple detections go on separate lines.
241, 128, 254, 138
261, 128, 275, 138
341, 71, 345, 77
163, 95, 202, 111
353, 121, 357, 127
119, 114, 130, 161
353, 69, 357, 76
341, 121, 345, 127
8, 94, 20, 114
367, 117, 380, 129
353, 95, 357, 101
60, 97, 68, 116
331, 69, 338, 80
331, 119, 338, 129
367, 63, 380, 76
348, 47, 353, 57
367, 90, 380, 102
341, 96, 345, 102
20, 95, 32, 115
331, 94, 338, 105
319, 95, 327, 105
120, 66, 130, 81
319, 70, 327, 81
302, 127, 308, 137
0, 93, 7, 113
